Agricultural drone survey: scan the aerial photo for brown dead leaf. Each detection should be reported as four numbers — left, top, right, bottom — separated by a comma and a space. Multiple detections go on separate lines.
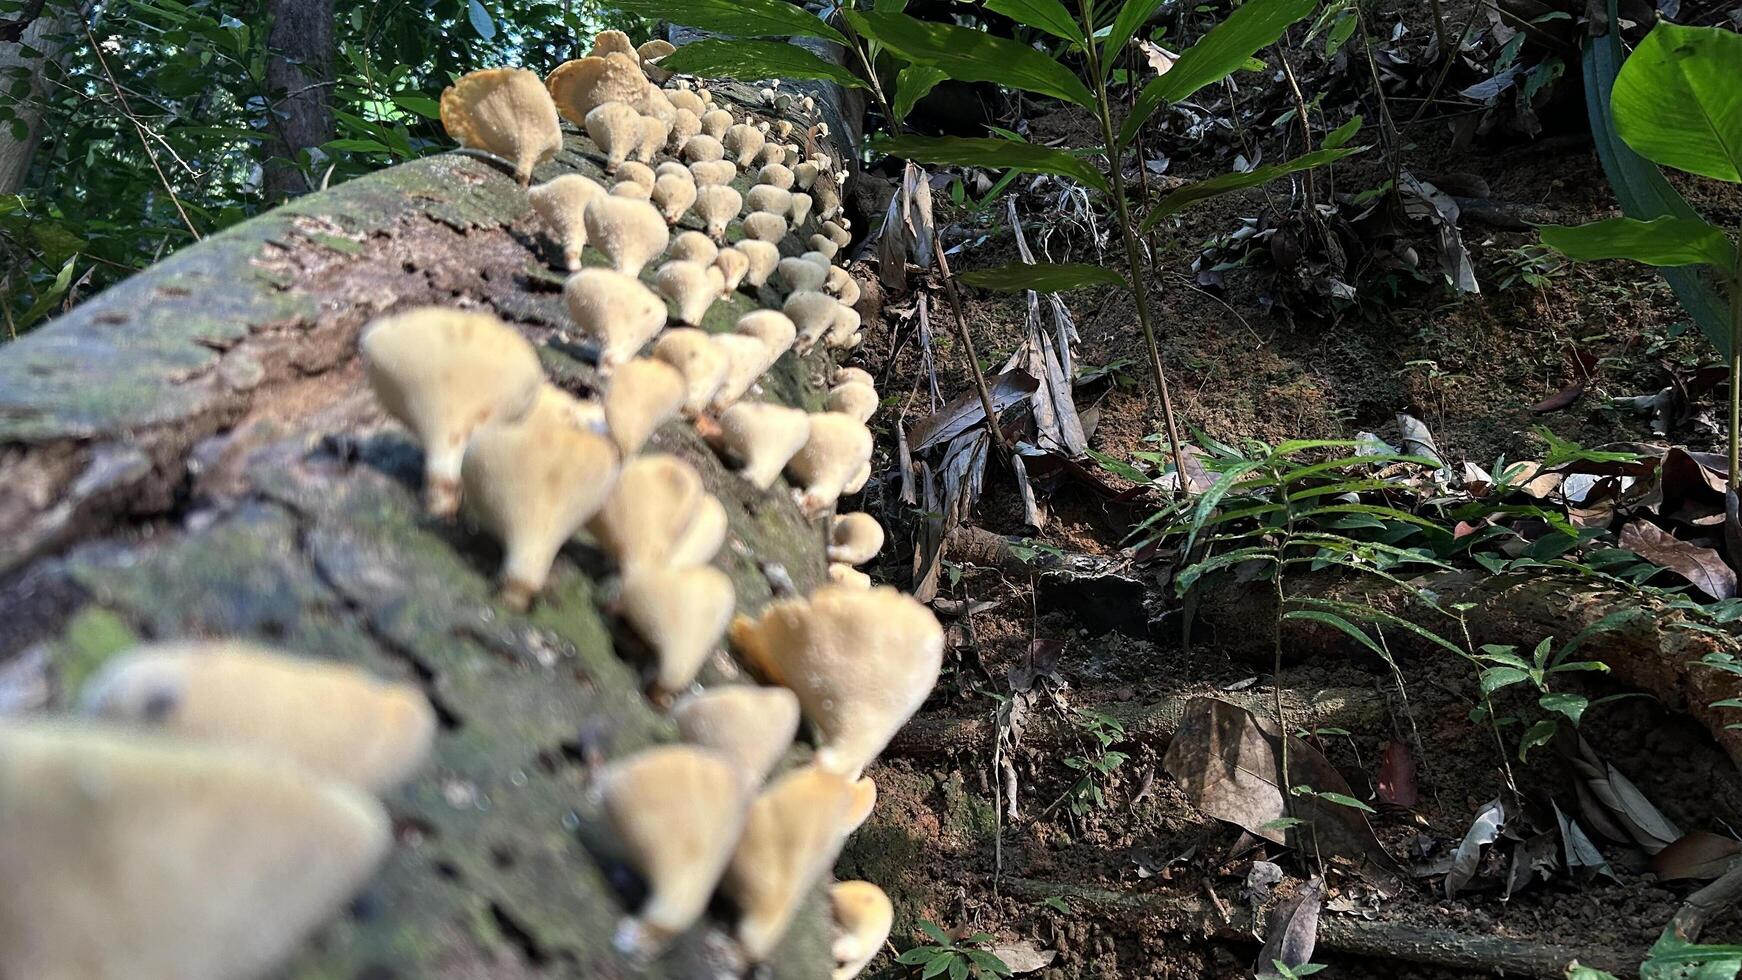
1618, 520, 1737, 600
1653, 831, 1742, 881
1376, 740, 1418, 808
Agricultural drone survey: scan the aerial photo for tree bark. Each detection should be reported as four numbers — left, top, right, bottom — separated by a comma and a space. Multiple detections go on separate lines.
0, 1, 76, 194
262, 0, 335, 200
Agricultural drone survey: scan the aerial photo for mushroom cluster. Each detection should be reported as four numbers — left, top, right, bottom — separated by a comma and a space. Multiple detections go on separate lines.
414, 32, 906, 976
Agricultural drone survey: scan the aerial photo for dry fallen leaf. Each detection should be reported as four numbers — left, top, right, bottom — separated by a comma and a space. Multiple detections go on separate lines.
1618, 519, 1737, 600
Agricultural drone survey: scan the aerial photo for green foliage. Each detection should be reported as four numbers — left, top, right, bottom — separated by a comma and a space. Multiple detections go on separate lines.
957, 262, 1125, 291
1610, 21, 1742, 184
1142, 143, 1363, 226
845, 9, 1096, 107
1061, 709, 1128, 816
609, 0, 846, 43
1539, 216, 1736, 271
895, 922, 1014, 979
870, 134, 1110, 192
658, 39, 867, 88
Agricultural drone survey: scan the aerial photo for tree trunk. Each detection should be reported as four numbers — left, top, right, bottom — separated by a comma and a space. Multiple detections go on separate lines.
0, 77, 854, 978
0, 1, 77, 194
262, 0, 335, 200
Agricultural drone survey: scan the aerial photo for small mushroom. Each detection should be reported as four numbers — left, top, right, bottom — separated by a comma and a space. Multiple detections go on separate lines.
833, 272, 862, 308
794, 160, 820, 190
700, 108, 733, 139
784, 290, 839, 352
822, 219, 851, 249
359, 307, 543, 517
547, 53, 649, 124
843, 460, 872, 496
786, 411, 874, 514
527, 173, 607, 271
584, 101, 642, 172
723, 123, 766, 167
729, 585, 945, 778
834, 366, 875, 388
635, 114, 670, 164
757, 142, 788, 168
0, 720, 391, 980
563, 267, 667, 371
440, 67, 562, 185
637, 39, 677, 82
694, 184, 743, 241
773, 119, 794, 139
589, 28, 636, 59
825, 305, 862, 349
667, 492, 728, 569
758, 163, 795, 190
827, 512, 884, 566
723, 763, 863, 961
617, 160, 656, 190
463, 410, 622, 609
777, 256, 828, 294
80, 642, 436, 792
782, 191, 810, 228
603, 356, 686, 457
665, 106, 702, 152
588, 454, 706, 575
689, 159, 737, 187
714, 245, 749, 295
808, 234, 839, 260
827, 563, 872, 589
825, 380, 878, 425
583, 194, 669, 277
652, 327, 729, 417
745, 184, 792, 217
736, 238, 781, 287
711, 402, 812, 489
830, 881, 894, 980
651, 172, 697, 225
735, 310, 797, 371
668, 229, 718, 265
741, 210, 788, 243
666, 88, 705, 116
671, 685, 801, 788
619, 565, 736, 694
596, 745, 750, 957
682, 133, 726, 163
710, 333, 773, 411
610, 180, 652, 200
655, 259, 721, 326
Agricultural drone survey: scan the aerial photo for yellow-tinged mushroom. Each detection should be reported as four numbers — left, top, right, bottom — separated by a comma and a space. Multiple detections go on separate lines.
742, 210, 788, 243
597, 745, 750, 957
682, 132, 726, 163
825, 380, 879, 425
588, 454, 708, 575
604, 357, 687, 456
528, 382, 609, 434
746, 184, 792, 218
528, 173, 607, 270
694, 184, 743, 241
617, 160, 656, 189
788, 191, 815, 227
610, 180, 652, 200
826, 305, 862, 349
589, 28, 636, 60
809, 233, 840, 260
359, 306, 543, 517
827, 563, 872, 589
654, 259, 720, 326
547, 53, 648, 124
584, 101, 642, 171
835, 366, 875, 388
787, 411, 874, 515
723, 763, 863, 961
635, 114, 669, 164
737, 238, 781, 287
653, 327, 729, 417
830, 881, 894, 980
735, 309, 797, 371
668, 491, 728, 569
710, 333, 772, 411
440, 67, 562, 185
794, 160, 821, 190
827, 512, 884, 566
729, 585, 945, 778
652, 171, 697, 224
667, 88, 705, 116
0, 720, 390, 980
563, 267, 668, 371
714, 247, 750, 295
463, 410, 622, 610
671, 685, 801, 788
80, 642, 435, 792
637, 39, 677, 82
619, 565, 736, 694
712, 402, 812, 490
583, 194, 669, 277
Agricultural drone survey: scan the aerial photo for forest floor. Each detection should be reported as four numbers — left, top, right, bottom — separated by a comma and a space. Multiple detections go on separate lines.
836, 3, 1742, 976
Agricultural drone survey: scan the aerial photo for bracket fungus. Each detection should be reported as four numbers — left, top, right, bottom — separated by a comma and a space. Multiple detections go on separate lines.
745, 184, 792, 218
758, 163, 795, 190
681, 133, 725, 163
667, 492, 728, 570
757, 142, 789, 168
651, 172, 697, 225
0, 721, 391, 980
830, 881, 895, 980
723, 123, 766, 167
668, 229, 718, 266
709, 333, 774, 412
596, 745, 750, 958
588, 454, 708, 575
589, 28, 636, 60
827, 512, 885, 566
666, 106, 702, 154
603, 357, 687, 457
563, 267, 667, 371
583, 194, 669, 277
619, 565, 736, 695
714, 247, 750, 295
359, 307, 543, 518
827, 563, 872, 589
787, 411, 874, 515
584, 101, 642, 172
735, 238, 781, 287
80, 643, 436, 793
616, 160, 656, 190
462, 411, 622, 610
741, 210, 788, 243
671, 686, 801, 789
730, 585, 945, 778
777, 256, 829, 294
693, 184, 743, 241
635, 114, 669, 164
529, 382, 609, 435
723, 763, 862, 961
826, 305, 862, 350
546, 53, 649, 124
440, 67, 562, 186
843, 460, 872, 497
787, 191, 814, 227
689, 158, 737, 187
834, 366, 875, 388
637, 39, 676, 81
652, 327, 729, 417
712, 402, 812, 490
700, 108, 733, 140
784, 290, 840, 353
735, 309, 797, 371
527, 173, 607, 271
825, 381, 878, 425
654, 259, 721, 327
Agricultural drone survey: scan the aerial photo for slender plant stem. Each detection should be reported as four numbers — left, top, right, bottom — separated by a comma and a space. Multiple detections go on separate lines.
1277, 46, 1316, 213
1078, 8, 1192, 496
1730, 249, 1740, 490
933, 227, 1012, 459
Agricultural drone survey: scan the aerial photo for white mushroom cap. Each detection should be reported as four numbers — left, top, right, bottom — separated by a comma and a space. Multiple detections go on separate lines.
583, 194, 670, 277
825, 381, 879, 425
786, 411, 874, 515
758, 163, 795, 190
671, 685, 802, 789
827, 563, 872, 589
440, 67, 562, 185
585, 101, 642, 171
784, 290, 840, 353
667, 491, 728, 569
746, 184, 793, 217
794, 160, 820, 190
655, 259, 721, 326
827, 512, 884, 566
668, 229, 719, 265
604, 356, 687, 456
756, 142, 788, 168
665, 106, 702, 153
611, 180, 652, 200
843, 459, 872, 495
723, 763, 863, 961
826, 305, 862, 349
79, 642, 436, 793
588, 454, 708, 575
546, 52, 649, 123
741, 210, 788, 243
655, 160, 691, 180
0, 720, 391, 980
589, 28, 636, 59
617, 160, 656, 189
620, 565, 736, 694
788, 191, 815, 227
736, 239, 781, 287
714, 248, 750, 295
723, 123, 766, 168
634, 114, 669, 164
528, 173, 607, 271
778, 256, 829, 294
651, 171, 698, 224
735, 310, 797, 372
689, 159, 737, 187
637, 39, 677, 83
700, 108, 733, 139
563, 267, 668, 371
712, 401, 812, 490
808, 234, 840, 260
835, 366, 875, 388
830, 881, 895, 980
527, 382, 609, 434
652, 327, 729, 417
463, 409, 622, 609
682, 133, 726, 163
823, 219, 851, 248
359, 306, 543, 517
709, 333, 773, 411
694, 184, 744, 241
666, 88, 705, 116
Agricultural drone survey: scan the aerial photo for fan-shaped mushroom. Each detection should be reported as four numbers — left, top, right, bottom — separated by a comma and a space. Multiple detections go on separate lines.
619, 565, 736, 694
741, 210, 787, 243
777, 256, 828, 294
547, 53, 649, 124
785, 290, 840, 353
827, 563, 872, 589
528, 173, 606, 271
563, 267, 667, 371
709, 333, 771, 411
827, 512, 884, 566
700, 108, 733, 139
668, 229, 718, 265
651, 171, 697, 225
694, 184, 743, 241
830, 881, 894, 980
714, 247, 750, 295
689, 158, 737, 187
787, 411, 874, 515
588, 454, 707, 575
655, 259, 721, 326
652, 327, 729, 417
723, 763, 863, 960
808, 234, 839, 260
794, 160, 820, 190
671, 686, 801, 788
745, 184, 792, 218
735, 309, 797, 372
723, 123, 766, 168
440, 67, 562, 185
736, 238, 781, 287
711, 402, 812, 490
635, 114, 669, 164
584, 101, 641, 172
583, 194, 669, 277
682, 133, 725, 163
758, 163, 795, 190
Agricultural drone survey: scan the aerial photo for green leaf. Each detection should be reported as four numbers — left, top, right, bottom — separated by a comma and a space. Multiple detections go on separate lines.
610, 0, 847, 44
871, 134, 1109, 192
1611, 21, 1742, 184
466, 0, 496, 40
1539, 691, 1589, 726
1313, 790, 1377, 814
919, 920, 952, 946
846, 10, 1096, 107
1102, 0, 1168, 76
1143, 146, 1359, 228
1283, 609, 1388, 661
1118, 0, 1317, 146
925, 953, 955, 978
16, 254, 77, 330
1323, 114, 1362, 149
324, 138, 391, 153
958, 261, 1126, 291
966, 949, 1014, 975
1518, 719, 1559, 760
1480, 666, 1532, 696
984, 0, 1085, 46
897, 948, 941, 964
894, 64, 949, 122
658, 39, 867, 88
1540, 215, 1736, 272
392, 94, 441, 120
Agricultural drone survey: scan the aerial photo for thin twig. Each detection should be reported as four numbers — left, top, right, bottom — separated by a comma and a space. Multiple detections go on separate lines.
932, 227, 1012, 460
84, 25, 200, 240
1409, 0, 1489, 125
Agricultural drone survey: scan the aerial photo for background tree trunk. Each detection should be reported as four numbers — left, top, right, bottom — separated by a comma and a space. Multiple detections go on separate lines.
0, 1, 78, 194
262, 0, 335, 200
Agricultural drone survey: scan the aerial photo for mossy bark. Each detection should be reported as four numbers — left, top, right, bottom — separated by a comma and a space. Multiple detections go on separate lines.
0, 79, 845, 978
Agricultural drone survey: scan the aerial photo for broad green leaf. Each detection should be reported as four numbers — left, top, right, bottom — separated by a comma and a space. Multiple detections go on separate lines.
896, 948, 940, 965
958, 261, 1126, 291
1323, 114, 1362, 149
985, 0, 1086, 46
1611, 21, 1742, 183
919, 920, 952, 945
325, 138, 391, 153
1118, 0, 1316, 146
17, 255, 77, 330
1540, 215, 1736, 272
846, 10, 1096, 107
1518, 719, 1559, 760
466, 0, 496, 40
1310, 790, 1377, 813
658, 40, 867, 89
1101, 0, 1168, 76
609, 0, 846, 44
392, 94, 441, 120
894, 64, 949, 122
1480, 666, 1532, 696
1142, 146, 1360, 228
871, 134, 1109, 192
1539, 691, 1589, 725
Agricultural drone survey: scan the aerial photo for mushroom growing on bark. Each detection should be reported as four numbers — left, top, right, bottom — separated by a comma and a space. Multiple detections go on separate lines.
709, 333, 773, 411
652, 327, 729, 417
668, 229, 718, 265
735, 310, 797, 372
651, 172, 697, 225
689, 159, 737, 187
723, 123, 766, 168
830, 881, 894, 980
603, 357, 687, 456
827, 512, 884, 566
741, 210, 788, 243
563, 268, 668, 372
583, 194, 669, 277
546, 53, 649, 124
527, 173, 606, 271
619, 565, 737, 694
723, 763, 863, 961
671, 685, 801, 788
359, 306, 543, 518
784, 290, 840, 353
711, 402, 812, 490
786, 412, 873, 515
736, 239, 780, 287
777, 256, 829, 294
826, 381, 879, 424
654, 259, 721, 326
585, 101, 642, 172
694, 184, 743, 241
714, 248, 750, 295
440, 67, 562, 185
827, 563, 872, 589
588, 454, 709, 575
